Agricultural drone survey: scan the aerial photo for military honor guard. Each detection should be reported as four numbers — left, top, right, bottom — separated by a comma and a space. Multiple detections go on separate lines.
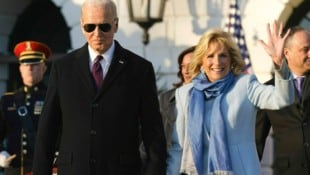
0, 41, 51, 175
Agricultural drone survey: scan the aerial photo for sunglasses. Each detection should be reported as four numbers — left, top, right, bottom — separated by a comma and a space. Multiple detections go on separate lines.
83, 23, 112, 33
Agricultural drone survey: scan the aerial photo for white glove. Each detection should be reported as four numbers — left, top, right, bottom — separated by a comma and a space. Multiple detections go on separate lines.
0, 151, 16, 168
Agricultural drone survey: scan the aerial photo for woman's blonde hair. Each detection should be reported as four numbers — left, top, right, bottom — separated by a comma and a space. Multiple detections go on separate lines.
189, 28, 246, 80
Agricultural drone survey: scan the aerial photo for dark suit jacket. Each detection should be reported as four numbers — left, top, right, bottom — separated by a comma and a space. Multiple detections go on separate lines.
33, 41, 166, 175
256, 73, 310, 175
159, 88, 176, 149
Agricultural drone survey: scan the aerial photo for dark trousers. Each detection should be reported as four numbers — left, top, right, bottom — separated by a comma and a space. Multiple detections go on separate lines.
4, 167, 32, 175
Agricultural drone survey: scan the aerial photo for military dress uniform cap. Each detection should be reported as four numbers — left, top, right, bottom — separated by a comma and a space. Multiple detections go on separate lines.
14, 40, 51, 64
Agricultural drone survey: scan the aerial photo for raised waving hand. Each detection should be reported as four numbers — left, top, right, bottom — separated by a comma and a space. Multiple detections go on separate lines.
259, 20, 291, 68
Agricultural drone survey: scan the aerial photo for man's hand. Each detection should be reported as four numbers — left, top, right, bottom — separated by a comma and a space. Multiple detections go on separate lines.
0, 151, 16, 168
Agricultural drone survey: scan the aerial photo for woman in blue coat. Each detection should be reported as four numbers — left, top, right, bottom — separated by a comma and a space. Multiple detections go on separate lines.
167, 21, 295, 175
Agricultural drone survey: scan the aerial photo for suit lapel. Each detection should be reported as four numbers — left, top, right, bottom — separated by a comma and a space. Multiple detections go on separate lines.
302, 74, 310, 101
301, 74, 310, 120
74, 44, 97, 96
74, 42, 129, 99
96, 41, 127, 97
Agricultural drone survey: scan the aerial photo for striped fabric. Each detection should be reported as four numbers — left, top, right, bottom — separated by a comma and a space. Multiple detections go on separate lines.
225, 0, 252, 73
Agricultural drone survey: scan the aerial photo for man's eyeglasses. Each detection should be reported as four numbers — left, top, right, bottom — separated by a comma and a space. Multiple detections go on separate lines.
83, 23, 112, 33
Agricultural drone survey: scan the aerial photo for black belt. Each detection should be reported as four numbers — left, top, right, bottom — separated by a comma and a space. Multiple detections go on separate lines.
181, 173, 188, 175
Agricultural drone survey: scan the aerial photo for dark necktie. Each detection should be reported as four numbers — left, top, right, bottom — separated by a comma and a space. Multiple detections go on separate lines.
295, 76, 304, 99
92, 55, 103, 89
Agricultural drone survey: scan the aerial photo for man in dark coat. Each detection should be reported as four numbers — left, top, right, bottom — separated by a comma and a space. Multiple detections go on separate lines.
256, 26, 310, 175
0, 41, 51, 175
32, 0, 166, 175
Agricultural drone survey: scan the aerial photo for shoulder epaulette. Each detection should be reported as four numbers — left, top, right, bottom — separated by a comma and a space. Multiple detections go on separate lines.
3, 92, 14, 96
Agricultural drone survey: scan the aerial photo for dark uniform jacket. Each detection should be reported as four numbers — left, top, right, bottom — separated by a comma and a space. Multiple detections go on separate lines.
32, 41, 167, 175
0, 82, 47, 175
256, 73, 310, 175
159, 88, 177, 149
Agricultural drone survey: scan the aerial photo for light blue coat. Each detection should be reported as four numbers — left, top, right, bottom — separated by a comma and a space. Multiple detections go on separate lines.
167, 67, 295, 175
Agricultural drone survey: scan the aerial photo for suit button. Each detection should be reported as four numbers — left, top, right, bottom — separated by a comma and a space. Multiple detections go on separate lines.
302, 163, 308, 167
90, 130, 97, 135
90, 158, 96, 164
26, 94, 31, 99
304, 142, 309, 147
92, 103, 99, 108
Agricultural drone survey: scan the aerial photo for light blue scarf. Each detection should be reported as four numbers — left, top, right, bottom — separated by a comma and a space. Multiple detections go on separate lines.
188, 72, 234, 175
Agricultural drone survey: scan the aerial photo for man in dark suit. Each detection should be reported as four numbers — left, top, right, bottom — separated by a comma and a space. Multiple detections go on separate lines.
0, 41, 51, 175
256, 26, 310, 175
32, 0, 166, 175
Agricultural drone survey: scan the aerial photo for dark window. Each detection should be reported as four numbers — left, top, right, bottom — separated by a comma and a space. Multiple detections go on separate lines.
7, 0, 71, 91
285, 0, 310, 30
